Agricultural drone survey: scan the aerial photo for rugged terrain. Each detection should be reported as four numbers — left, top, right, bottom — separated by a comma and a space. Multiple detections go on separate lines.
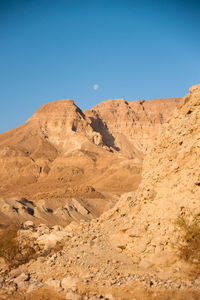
0, 84, 199, 299
0, 97, 179, 226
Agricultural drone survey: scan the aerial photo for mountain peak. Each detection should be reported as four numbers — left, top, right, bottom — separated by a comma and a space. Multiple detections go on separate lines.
29, 99, 78, 118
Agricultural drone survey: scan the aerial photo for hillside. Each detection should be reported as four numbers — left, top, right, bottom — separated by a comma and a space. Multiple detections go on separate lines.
0, 85, 199, 299
0, 97, 179, 226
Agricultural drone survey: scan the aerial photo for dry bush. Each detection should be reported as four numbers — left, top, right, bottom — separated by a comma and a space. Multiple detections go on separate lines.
0, 224, 36, 269
175, 213, 200, 265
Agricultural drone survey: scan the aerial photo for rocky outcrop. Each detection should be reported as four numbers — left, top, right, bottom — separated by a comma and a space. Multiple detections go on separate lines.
0, 196, 94, 226
0, 97, 179, 225
0, 86, 199, 299
99, 84, 200, 266
85, 98, 179, 155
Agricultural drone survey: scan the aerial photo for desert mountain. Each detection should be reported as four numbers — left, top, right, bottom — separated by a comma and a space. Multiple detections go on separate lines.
86, 98, 179, 155
0, 97, 179, 225
0, 86, 199, 299
99, 84, 200, 264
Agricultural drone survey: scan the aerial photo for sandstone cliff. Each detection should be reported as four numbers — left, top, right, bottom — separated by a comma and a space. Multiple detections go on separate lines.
85, 98, 179, 156
99, 84, 200, 269
1, 87, 200, 299
0, 97, 179, 225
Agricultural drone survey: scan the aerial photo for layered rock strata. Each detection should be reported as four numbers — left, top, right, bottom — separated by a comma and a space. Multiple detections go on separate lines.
0, 97, 179, 224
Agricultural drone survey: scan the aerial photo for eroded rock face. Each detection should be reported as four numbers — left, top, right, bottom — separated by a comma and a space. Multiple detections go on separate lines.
85, 98, 179, 156
100, 84, 200, 263
132, 85, 200, 254
0, 86, 199, 299
0, 197, 95, 227
0, 97, 179, 225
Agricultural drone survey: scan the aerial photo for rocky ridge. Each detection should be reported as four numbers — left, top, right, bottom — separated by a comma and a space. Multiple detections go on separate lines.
0, 86, 199, 299
86, 98, 179, 155
0, 97, 179, 226
106, 84, 200, 260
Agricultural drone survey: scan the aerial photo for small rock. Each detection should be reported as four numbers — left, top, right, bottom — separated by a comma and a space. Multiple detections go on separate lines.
134, 237, 150, 254
37, 231, 65, 250
37, 224, 50, 235
27, 282, 43, 293
0, 257, 8, 272
6, 282, 17, 294
148, 252, 177, 267
138, 260, 154, 269
52, 225, 63, 231
61, 276, 79, 291
13, 273, 30, 289
131, 256, 140, 264
10, 266, 24, 278
110, 233, 129, 251
45, 278, 62, 292
23, 220, 35, 229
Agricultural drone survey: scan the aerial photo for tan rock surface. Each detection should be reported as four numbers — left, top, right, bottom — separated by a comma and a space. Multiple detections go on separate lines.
97, 84, 200, 266
85, 98, 179, 155
0, 85, 200, 299
0, 97, 178, 225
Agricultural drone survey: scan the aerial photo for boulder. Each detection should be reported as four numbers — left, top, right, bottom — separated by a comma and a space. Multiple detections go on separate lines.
45, 278, 62, 292
36, 231, 66, 250
61, 276, 79, 291
23, 220, 35, 229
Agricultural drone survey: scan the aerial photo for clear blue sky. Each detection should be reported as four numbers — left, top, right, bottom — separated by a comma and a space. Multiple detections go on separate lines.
0, 0, 200, 133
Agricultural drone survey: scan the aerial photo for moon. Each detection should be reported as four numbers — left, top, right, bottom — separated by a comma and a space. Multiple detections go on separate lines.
93, 84, 99, 90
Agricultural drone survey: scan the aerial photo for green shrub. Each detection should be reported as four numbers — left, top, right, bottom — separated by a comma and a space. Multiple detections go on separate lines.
175, 213, 200, 264
0, 224, 36, 269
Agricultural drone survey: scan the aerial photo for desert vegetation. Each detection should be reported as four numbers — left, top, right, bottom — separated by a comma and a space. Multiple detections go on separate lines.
175, 213, 200, 265
0, 224, 36, 269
